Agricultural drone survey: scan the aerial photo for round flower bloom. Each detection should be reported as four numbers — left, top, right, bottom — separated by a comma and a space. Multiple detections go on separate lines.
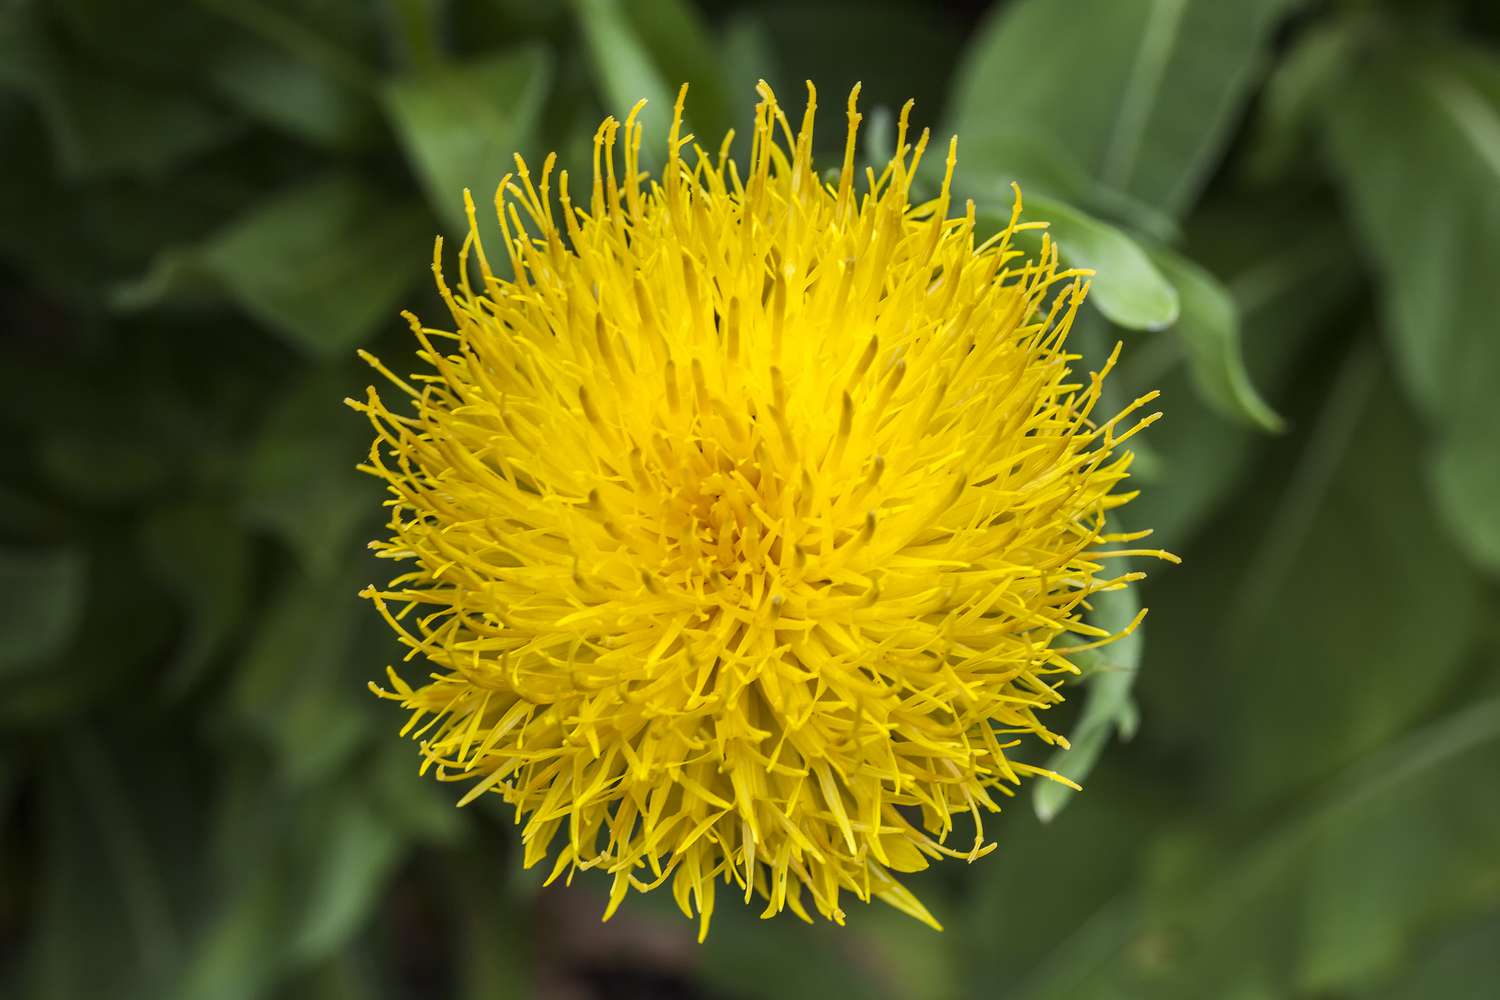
352, 82, 1169, 939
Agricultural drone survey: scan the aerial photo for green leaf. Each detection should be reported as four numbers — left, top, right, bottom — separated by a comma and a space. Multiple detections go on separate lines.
174, 767, 406, 1000
1150, 348, 1486, 807
573, 0, 678, 163
367, 738, 466, 847
859, 902, 961, 1000
1034, 580, 1144, 823
382, 46, 552, 237
746, 0, 966, 126
242, 366, 375, 579
0, 545, 85, 676
46, 0, 378, 150
206, 40, 377, 149
1022, 695, 1500, 998
698, 902, 899, 999
382, 0, 445, 73
445, 847, 530, 1000
0, 479, 65, 542
1146, 245, 1282, 431
953, 135, 1179, 244
950, 0, 1293, 217
1327, 46, 1500, 575
228, 563, 373, 788
0, 95, 269, 300
283, 788, 404, 965
1326, 46, 1500, 424
1372, 912, 1500, 1000
1121, 203, 1359, 549
1432, 426, 1500, 574
962, 760, 1166, 995
21, 733, 201, 1000
0, 538, 175, 727
275, 956, 378, 1000
576, 0, 733, 145
1004, 195, 1180, 331
138, 503, 252, 698
723, 11, 778, 125
0, 5, 241, 179
118, 175, 429, 358
192, 0, 376, 93
1245, 15, 1361, 181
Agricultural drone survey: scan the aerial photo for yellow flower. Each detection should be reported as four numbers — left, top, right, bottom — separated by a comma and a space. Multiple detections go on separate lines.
351, 81, 1170, 940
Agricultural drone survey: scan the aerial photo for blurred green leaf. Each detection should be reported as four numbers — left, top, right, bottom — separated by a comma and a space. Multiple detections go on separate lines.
273, 956, 376, 1000
383, 0, 445, 73
139, 503, 252, 697
9, 326, 268, 507
1152, 349, 1485, 807
0, 545, 85, 676
1327, 45, 1500, 574
0, 4, 241, 179
228, 563, 372, 788
573, 0, 678, 162
577, 0, 733, 145
1246, 15, 1361, 181
368, 738, 467, 847
953, 134, 1180, 243
0, 483, 64, 542
1122, 205, 1358, 549
446, 848, 529, 1000
0, 98, 273, 297
964, 764, 1166, 998
1035, 583, 1144, 823
36, 423, 176, 504
1372, 912, 1500, 1000
118, 174, 428, 358
207, 40, 377, 149
859, 902, 960, 1000
1006, 195, 1180, 331
1023, 694, 1500, 999
382, 45, 552, 236
45, 0, 378, 149
0, 538, 176, 727
285, 787, 405, 965
1432, 426, 1500, 574
243, 367, 375, 578
723, 10, 778, 128
176, 768, 405, 1000
698, 902, 898, 1000
1297, 758, 1500, 994
750, 0, 964, 126
1326, 45, 1500, 424
1147, 246, 1282, 431
950, 0, 1293, 217
53, 0, 228, 73
21, 733, 202, 1000
193, 0, 376, 92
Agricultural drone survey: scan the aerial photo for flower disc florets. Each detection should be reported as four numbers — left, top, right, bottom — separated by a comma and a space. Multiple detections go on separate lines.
352, 82, 1167, 938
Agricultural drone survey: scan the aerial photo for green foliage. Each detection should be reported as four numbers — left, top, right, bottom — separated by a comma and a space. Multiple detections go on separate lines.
119, 174, 431, 357
1033, 579, 1144, 824
951, 0, 1294, 217
1008, 196, 1181, 331
1326, 40, 1500, 573
1, 1, 1498, 998
382, 45, 553, 236
0, 545, 86, 675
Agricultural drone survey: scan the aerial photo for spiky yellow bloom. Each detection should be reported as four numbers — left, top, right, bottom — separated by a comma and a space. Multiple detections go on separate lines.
351, 82, 1169, 939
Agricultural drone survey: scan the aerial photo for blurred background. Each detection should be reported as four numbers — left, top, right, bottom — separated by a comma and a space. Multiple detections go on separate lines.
2, 0, 1499, 997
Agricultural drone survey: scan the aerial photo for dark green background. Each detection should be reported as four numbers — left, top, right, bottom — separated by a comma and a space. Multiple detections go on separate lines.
2, 1, 1498, 997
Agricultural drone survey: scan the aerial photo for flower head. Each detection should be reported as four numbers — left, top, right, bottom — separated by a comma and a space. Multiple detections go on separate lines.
352, 82, 1167, 939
